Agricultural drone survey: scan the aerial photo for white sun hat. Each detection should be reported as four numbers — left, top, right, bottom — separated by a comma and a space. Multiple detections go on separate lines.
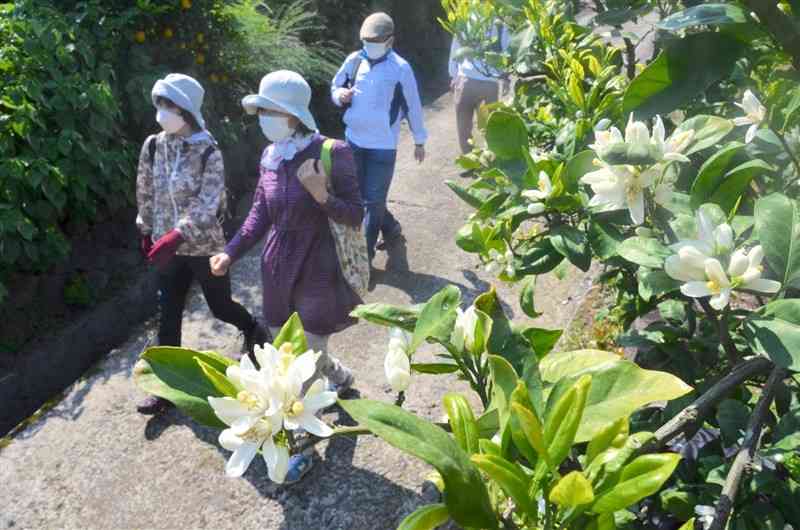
151, 73, 206, 129
241, 70, 317, 131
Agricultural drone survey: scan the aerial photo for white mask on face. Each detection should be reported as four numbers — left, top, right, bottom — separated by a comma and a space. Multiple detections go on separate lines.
156, 108, 186, 134
363, 40, 389, 60
259, 115, 295, 142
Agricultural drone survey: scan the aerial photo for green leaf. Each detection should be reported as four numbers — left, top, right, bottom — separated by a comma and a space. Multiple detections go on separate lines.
744, 299, 800, 371
196, 358, 237, 398
545, 374, 592, 467
690, 142, 745, 209
678, 519, 696, 530
550, 225, 591, 272
586, 416, 629, 465
411, 363, 460, 374
272, 313, 308, 353
522, 355, 546, 420
340, 400, 496, 528
509, 383, 540, 465
622, 32, 743, 119
134, 347, 235, 429
486, 110, 528, 160
518, 238, 565, 275
520, 277, 541, 318
489, 354, 520, 437
397, 504, 450, 530
709, 159, 772, 213
476, 289, 536, 373
550, 471, 595, 507
716, 399, 750, 446
588, 219, 625, 260
446, 180, 485, 209
591, 453, 682, 513
677, 115, 735, 155
617, 237, 671, 269
755, 193, 800, 289
351, 303, 420, 333
564, 150, 596, 194
522, 327, 563, 360
411, 286, 461, 351
511, 402, 550, 467
471, 454, 537, 516
542, 350, 693, 442
637, 269, 680, 302
444, 393, 480, 455
658, 4, 747, 31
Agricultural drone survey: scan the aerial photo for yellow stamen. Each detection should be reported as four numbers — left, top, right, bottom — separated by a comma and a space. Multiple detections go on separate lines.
291, 401, 305, 416
237, 390, 263, 411
706, 280, 721, 294
240, 418, 273, 443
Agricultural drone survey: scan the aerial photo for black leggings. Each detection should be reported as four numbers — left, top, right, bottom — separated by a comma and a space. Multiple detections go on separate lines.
157, 255, 254, 347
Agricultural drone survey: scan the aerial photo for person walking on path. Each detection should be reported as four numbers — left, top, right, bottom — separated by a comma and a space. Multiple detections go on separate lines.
330, 12, 428, 263
135, 73, 268, 415
449, 21, 510, 172
209, 70, 364, 483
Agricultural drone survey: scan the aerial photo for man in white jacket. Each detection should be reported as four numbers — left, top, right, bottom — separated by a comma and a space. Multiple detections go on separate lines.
331, 12, 428, 263
449, 22, 510, 161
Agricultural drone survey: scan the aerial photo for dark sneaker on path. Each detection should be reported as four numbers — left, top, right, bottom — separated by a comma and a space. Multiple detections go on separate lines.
327, 370, 355, 397
242, 320, 271, 356
136, 395, 173, 415
284, 453, 314, 484
376, 230, 404, 252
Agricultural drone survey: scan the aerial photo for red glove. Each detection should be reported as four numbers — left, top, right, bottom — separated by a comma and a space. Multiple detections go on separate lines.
147, 230, 184, 269
141, 234, 154, 256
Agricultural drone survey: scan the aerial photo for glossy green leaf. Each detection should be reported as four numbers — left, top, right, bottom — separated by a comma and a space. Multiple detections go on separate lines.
340, 399, 496, 528
588, 219, 625, 260
486, 110, 528, 160
489, 355, 520, 437
397, 504, 450, 530
471, 454, 537, 516
586, 416, 629, 465
134, 347, 235, 429
617, 237, 671, 269
744, 299, 800, 371
550, 471, 595, 507
690, 142, 744, 209
658, 4, 747, 31
196, 358, 237, 398
520, 277, 541, 318
564, 150, 596, 194
544, 374, 592, 467
411, 286, 461, 351
444, 393, 480, 455
446, 180, 486, 210
550, 225, 591, 271
623, 33, 743, 119
411, 363, 460, 374
540, 349, 619, 383
509, 382, 539, 465
591, 453, 682, 514
272, 312, 308, 354
709, 159, 772, 213
755, 193, 800, 289
676, 114, 735, 155
518, 238, 565, 276
637, 269, 680, 302
522, 327, 563, 360
521, 355, 546, 420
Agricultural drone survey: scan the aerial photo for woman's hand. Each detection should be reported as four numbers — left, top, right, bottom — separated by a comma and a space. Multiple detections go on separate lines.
297, 159, 330, 204
209, 253, 232, 277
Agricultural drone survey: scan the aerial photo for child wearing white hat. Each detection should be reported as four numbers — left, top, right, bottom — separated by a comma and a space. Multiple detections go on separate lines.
135, 73, 268, 414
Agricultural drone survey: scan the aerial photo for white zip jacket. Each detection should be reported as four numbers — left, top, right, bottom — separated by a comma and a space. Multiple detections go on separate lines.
449, 24, 511, 82
331, 50, 428, 150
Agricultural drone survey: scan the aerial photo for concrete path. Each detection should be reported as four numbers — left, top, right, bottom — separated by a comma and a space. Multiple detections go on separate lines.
0, 92, 593, 530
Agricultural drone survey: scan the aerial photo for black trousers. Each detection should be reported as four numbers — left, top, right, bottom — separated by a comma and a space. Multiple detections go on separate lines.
157, 255, 254, 347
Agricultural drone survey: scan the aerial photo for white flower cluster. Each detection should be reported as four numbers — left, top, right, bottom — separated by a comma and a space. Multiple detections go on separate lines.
208, 344, 337, 482
485, 247, 516, 277
522, 171, 553, 215
581, 114, 694, 225
664, 210, 781, 309
384, 328, 413, 393
733, 89, 766, 144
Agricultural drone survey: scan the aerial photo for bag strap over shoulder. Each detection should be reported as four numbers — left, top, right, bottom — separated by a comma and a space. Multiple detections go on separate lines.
321, 138, 336, 178
147, 134, 158, 168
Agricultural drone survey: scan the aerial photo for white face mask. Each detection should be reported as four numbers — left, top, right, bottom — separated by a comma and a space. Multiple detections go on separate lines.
363, 40, 390, 60
156, 108, 186, 134
259, 115, 294, 142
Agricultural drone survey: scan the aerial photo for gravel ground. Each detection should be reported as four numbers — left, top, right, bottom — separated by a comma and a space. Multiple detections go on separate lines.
0, 91, 595, 530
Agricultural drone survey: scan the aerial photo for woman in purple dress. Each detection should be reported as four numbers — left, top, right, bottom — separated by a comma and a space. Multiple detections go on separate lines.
209, 70, 364, 482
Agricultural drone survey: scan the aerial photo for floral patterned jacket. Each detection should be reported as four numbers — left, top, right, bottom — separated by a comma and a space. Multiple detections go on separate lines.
135, 131, 227, 256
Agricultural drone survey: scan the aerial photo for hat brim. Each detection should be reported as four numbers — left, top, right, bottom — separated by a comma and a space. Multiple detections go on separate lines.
152, 80, 206, 129
241, 94, 317, 131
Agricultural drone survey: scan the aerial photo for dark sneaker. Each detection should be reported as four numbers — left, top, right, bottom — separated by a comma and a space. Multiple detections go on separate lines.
136, 395, 173, 415
327, 370, 355, 397
284, 453, 314, 484
376, 231, 405, 251
242, 320, 271, 356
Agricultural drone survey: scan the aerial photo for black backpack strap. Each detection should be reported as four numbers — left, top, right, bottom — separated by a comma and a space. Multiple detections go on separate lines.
345, 55, 363, 89
200, 145, 215, 174
389, 82, 409, 127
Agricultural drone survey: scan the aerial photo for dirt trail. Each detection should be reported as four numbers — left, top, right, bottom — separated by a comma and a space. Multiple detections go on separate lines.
0, 91, 593, 530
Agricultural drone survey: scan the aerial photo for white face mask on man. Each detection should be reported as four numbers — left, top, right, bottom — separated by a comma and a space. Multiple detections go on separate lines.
156, 108, 186, 135
259, 115, 295, 142
362, 39, 391, 60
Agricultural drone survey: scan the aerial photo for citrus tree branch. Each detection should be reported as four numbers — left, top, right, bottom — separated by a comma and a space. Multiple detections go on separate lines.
708, 366, 787, 530
741, 0, 800, 70
637, 357, 774, 454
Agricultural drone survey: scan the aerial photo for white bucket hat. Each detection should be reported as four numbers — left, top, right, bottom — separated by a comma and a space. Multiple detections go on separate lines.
151, 73, 206, 129
241, 70, 317, 131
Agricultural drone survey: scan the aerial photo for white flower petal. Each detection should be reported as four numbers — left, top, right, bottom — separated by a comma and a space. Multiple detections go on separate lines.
663, 153, 691, 163
742, 278, 781, 294
219, 428, 244, 452
628, 190, 646, 225
653, 115, 666, 145
208, 397, 251, 426
297, 413, 334, 437
710, 289, 731, 310
665, 255, 704, 282
748, 245, 765, 268
254, 343, 280, 371
303, 390, 338, 413
732, 117, 752, 127
745, 124, 759, 144
714, 224, 734, 252
225, 441, 259, 477
287, 351, 319, 395
527, 202, 545, 215
262, 438, 289, 484
682, 281, 712, 298
705, 259, 731, 288
728, 249, 750, 278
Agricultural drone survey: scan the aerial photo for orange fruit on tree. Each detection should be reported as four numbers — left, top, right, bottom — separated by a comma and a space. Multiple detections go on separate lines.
196, 53, 206, 65
134, 31, 146, 43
